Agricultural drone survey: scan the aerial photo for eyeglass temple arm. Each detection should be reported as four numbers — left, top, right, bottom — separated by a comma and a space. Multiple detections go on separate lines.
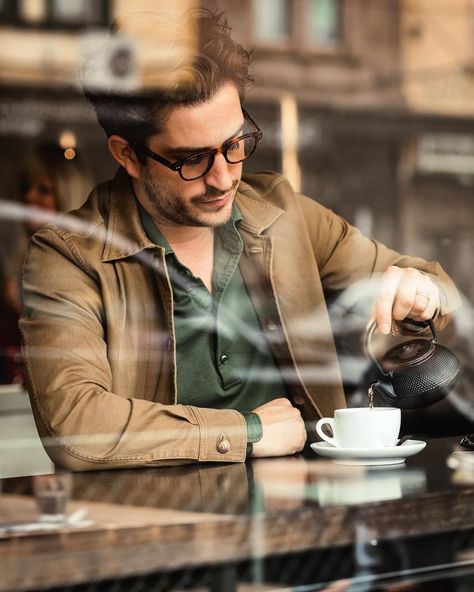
242, 108, 261, 132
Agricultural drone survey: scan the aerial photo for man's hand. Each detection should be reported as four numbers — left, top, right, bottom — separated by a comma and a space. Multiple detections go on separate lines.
251, 398, 306, 458
373, 266, 440, 334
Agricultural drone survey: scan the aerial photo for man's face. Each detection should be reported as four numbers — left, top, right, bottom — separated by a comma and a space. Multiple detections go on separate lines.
135, 83, 244, 229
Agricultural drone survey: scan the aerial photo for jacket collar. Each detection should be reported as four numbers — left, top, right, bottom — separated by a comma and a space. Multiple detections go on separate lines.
102, 168, 156, 262
235, 176, 285, 235
102, 169, 285, 262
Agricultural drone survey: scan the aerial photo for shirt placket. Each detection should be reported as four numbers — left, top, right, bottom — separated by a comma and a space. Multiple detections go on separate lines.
213, 227, 243, 391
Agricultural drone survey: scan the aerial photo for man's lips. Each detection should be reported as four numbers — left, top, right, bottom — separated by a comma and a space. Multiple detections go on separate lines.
196, 190, 233, 207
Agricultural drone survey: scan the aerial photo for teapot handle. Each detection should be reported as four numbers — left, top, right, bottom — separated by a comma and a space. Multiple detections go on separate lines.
365, 318, 436, 376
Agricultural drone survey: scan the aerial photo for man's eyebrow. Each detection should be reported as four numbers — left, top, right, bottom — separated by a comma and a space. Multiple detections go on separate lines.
168, 121, 245, 156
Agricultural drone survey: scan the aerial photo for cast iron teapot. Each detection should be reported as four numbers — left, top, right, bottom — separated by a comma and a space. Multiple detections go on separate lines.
365, 319, 461, 409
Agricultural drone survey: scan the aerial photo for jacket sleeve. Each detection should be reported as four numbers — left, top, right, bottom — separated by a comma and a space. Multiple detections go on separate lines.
20, 227, 247, 471
298, 194, 462, 329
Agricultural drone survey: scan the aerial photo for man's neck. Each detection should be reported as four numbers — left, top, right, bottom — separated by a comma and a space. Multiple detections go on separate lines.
155, 221, 213, 250
157, 222, 215, 293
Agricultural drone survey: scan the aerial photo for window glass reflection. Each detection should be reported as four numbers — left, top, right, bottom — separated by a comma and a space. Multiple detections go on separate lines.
254, 0, 291, 42
51, 0, 97, 24
307, 0, 341, 45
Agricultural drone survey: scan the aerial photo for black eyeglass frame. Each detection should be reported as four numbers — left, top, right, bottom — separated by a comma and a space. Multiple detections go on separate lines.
139, 108, 263, 181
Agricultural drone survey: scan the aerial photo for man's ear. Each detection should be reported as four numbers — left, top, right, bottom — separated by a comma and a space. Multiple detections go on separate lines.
107, 135, 141, 179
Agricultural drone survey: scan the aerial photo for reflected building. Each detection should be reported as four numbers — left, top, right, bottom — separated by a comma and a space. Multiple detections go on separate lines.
0, 0, 473, 305
204, 0, 474, 305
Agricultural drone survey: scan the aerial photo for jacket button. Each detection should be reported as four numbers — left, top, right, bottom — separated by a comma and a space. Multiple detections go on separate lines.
266, 321, 278, 332
219, 354, 229, 365
216, 434, 231, 454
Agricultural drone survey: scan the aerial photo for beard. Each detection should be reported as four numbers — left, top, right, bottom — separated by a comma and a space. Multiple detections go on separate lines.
141, 167, 239, 228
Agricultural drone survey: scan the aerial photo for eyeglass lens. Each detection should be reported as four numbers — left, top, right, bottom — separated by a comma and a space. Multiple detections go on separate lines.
181, 135, 258, 180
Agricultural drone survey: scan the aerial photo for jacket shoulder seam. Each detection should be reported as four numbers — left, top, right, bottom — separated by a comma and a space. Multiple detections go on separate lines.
45, 220, 103, 275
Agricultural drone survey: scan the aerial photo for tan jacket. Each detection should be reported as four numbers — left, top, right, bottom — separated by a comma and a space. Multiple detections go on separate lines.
20, 170, 461, 470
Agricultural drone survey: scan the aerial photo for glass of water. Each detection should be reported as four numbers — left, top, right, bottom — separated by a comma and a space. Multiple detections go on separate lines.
32, 472, 73, 523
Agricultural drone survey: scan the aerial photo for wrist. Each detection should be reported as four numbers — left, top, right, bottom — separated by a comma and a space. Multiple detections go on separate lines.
242, 412, 263, 458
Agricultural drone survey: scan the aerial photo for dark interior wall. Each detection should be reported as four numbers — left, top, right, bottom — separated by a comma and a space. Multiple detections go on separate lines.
0, 88, 116, 197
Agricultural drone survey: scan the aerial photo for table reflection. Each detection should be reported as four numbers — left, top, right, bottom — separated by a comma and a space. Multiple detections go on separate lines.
1, 435, 474, 592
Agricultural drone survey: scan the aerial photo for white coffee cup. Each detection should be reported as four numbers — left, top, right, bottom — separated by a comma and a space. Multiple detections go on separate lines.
315, 407, 401, 449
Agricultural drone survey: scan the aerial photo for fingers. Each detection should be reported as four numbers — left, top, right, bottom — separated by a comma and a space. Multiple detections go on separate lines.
410, 280, 439, 321
372, 266, 404, 334
372, 266, 440, 334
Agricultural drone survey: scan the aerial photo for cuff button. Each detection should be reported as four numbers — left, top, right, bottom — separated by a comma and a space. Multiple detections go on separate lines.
216, 434, 231, 454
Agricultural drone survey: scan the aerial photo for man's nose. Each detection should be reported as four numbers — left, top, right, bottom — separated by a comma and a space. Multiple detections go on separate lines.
204, 152, 234, 190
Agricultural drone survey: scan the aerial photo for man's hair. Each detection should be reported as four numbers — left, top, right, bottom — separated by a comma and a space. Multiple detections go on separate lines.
83, 9, 254, 161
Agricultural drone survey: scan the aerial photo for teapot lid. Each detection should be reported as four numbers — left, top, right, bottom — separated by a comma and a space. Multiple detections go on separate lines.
365, 318, 437, 377
365, 319, 461, 409
380, 339, 435, 372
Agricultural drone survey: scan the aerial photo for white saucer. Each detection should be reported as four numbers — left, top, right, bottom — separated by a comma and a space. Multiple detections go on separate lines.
310, 440, 426, 466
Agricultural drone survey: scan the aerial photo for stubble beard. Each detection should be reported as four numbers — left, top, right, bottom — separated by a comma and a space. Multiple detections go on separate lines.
142, 171, 238, 229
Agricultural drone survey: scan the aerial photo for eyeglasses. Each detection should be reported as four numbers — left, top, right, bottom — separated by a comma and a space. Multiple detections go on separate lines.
140, 109, 263, 181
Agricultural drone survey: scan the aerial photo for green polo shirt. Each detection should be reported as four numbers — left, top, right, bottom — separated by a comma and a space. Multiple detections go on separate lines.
139, 202, 288, 451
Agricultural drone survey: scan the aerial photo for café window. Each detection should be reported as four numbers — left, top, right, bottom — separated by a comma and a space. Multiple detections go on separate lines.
0, 0, 110, 28
252, 0, 342, 48
417, 133, 474, 178
306, 0, 341, 46
51, 0, 104, 25
254, 0, 292, 43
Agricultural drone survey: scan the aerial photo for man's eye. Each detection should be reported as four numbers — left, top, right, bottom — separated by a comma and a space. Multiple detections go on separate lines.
227, 140, 241, 153
185, 153, 208, 165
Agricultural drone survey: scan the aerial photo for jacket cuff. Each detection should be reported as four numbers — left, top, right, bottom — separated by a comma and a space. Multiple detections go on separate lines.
189, 406, 247, 462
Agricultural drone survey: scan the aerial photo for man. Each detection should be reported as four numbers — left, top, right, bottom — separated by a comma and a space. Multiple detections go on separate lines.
20, 10, 460, 470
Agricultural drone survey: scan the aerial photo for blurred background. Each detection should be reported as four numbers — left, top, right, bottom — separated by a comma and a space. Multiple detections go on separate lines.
0, 0, 472, 430
1, 0, 473, 296
0, 11, 473, 592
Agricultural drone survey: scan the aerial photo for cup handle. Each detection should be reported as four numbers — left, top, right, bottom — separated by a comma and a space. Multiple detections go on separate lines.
316, 418, 338, 447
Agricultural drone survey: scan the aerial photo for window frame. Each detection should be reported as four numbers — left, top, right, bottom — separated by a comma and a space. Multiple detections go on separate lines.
0, 0, 111, 30
252, 0, 293, 47
251, 0, 345, 52
303, 0, 343, 49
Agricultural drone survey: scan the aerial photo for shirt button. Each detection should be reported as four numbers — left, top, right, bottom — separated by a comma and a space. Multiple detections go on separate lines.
220, 354, 229, 365
216, 434, 231, 454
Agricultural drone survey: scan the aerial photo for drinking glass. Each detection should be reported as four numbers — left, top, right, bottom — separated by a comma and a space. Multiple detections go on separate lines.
32, 472, 73, 523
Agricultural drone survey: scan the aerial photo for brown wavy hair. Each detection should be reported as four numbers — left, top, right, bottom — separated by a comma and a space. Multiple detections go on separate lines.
83, 9, 254, 163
